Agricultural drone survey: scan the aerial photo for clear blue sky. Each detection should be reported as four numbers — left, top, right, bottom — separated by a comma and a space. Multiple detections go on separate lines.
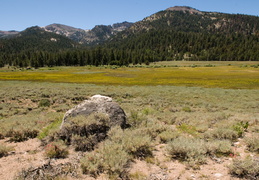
1, 0, 258, 31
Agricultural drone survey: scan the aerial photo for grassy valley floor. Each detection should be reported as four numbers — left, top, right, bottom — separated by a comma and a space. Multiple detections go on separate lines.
0, 61, 258, 179
0, 61, 259, 89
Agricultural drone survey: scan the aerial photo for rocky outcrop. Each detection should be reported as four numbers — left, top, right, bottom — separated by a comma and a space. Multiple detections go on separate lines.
56, 95, 127, 151
44, 22, 133, 45
61, 95, 127, 129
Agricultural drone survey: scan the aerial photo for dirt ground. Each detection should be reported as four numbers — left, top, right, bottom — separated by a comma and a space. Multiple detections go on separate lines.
0, 136, 252, 180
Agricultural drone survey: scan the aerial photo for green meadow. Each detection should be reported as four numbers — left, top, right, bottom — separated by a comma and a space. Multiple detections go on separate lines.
0, 61, 259, 89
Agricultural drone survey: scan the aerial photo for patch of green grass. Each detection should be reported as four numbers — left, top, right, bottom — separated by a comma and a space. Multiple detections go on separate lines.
182, 106, 192, 112
1, 63, 259, 89
177, 123, 198, 136
37, 117, 62, 140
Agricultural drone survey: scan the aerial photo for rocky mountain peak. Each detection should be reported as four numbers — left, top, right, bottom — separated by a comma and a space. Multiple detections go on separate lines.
43, 24, 86, 37
42, 22, 133, 45
166, 6, 202, 14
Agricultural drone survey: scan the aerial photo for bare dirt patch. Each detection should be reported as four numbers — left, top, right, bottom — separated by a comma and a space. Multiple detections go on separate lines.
0, 138, 43, 180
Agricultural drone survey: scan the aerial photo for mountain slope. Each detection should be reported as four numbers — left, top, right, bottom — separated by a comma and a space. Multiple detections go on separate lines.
119, 6, 259, 36
104, 6, 259, 62
0, 26, 77, 54
0, 30, 19, 38
43, 24, 88, 44
44, 22, 133, 45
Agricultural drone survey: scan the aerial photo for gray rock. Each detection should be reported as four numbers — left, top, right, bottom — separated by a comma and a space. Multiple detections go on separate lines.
61, 95, 127, 129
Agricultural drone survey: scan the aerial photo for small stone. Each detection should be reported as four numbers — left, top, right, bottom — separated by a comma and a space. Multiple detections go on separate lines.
214, 173, 223, 178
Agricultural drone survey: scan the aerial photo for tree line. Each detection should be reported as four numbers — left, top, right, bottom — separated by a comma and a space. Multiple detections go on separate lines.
1, 29, 259, 68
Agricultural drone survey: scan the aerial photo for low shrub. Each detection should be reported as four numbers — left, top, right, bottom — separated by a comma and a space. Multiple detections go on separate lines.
206, 140, 233, 156
245, 134, 259, 153
139, 119, 169, 139
81, 151, 102, 177
128, 110, 146, 128
52, 114, 110, 152
8, 129, 39, 142
108, 126, 153, 158
18, 162, 78, 180
0, 144, 13, 158
204, 128, 238, 141
182, 107, 192, 112
251, 64, 259, 68
81, 141, 130, 179
229, 157, 259, 179
71, 134, 102, 152
232, 121, 249, 137
0, 133, 4, 139
204, 64, 215, 67
129, 171, 147, 180
44, 142, 68, 159
39, 99, 51, 107
167, 136, 207, 165
195, 124, 209, 133
158, 130, 180, 143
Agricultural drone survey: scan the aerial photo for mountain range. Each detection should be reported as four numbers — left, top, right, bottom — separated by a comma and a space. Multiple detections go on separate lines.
0, 6, 259, 67
0, 21, 133, 45
1, 6, 259, 44
43, 21, 133, 45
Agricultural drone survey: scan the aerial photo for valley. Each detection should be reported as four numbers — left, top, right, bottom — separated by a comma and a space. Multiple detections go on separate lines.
0, 61, 258, 179
0, 5, 259, 180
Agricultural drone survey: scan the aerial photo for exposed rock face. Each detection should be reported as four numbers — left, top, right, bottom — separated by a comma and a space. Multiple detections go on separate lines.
61, 95, 127, 129
43, 22, 133, 45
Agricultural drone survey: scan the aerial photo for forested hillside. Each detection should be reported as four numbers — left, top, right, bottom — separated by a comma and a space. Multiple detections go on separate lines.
106, 8, 259, 63
0, 26, 78, 67
0, 7, 259, 68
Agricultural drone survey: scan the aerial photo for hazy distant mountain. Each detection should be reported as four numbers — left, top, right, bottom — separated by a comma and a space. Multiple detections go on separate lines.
43, 22, 133, 45
0, 30, 19, 38
0, 26, 77, 54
